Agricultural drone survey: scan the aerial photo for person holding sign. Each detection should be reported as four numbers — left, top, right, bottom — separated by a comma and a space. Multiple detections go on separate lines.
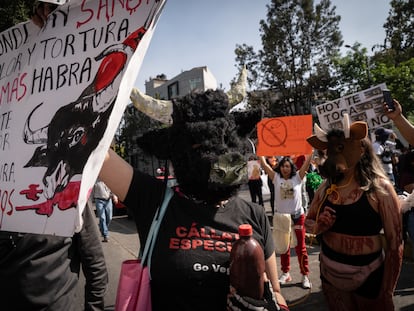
100, 90, 289, 311
260, 154, 313, 290
266, 156, 279, 215
384, 98, 414, 147
0, 2, 109, 310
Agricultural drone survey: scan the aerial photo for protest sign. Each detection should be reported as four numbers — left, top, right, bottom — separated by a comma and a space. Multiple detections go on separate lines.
256, 115, 313, 156
314, 83, 391, 131
0, 0, 166, 236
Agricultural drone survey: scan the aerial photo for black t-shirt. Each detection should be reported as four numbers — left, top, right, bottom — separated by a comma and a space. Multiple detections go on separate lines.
124, 170, 274, 311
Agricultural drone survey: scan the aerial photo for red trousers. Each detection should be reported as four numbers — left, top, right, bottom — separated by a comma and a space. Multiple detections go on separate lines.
280, 214, 310, 275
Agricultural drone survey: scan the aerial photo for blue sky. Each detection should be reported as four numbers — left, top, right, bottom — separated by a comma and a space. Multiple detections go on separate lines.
135, 0, 390, 92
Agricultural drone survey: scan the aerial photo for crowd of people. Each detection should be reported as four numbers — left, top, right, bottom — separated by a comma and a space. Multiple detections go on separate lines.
3, 1, 414, 311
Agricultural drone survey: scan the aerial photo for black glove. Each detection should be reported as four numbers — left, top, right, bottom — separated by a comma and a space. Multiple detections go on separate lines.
227, 281, 289, 311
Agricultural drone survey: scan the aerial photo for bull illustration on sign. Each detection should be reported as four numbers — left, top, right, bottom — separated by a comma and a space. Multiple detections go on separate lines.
18, 2, 164, 216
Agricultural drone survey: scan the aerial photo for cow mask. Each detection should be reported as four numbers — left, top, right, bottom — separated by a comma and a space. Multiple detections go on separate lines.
306, 114, 367, 185
136, 89, 262, 204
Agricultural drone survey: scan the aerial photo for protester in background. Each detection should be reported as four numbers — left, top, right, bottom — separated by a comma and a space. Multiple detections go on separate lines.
247, 155, 264, 206
372, 127, 398, 186
266, 156, 279, 215
384, 98, 414, 147
260, 154, 313, 289
99, 90, 289, 310
305, 152, 325, 203
293, 155, 310, 214
397, 149, 414, 261
93, 179, 116, 242
305, 115, 402, 310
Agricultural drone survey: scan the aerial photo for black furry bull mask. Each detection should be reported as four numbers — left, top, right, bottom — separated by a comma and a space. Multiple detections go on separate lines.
137, 89, 262, 203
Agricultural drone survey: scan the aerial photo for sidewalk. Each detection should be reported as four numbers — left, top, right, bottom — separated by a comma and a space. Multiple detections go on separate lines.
93, 186, 414, 311
236, 185, 414, 311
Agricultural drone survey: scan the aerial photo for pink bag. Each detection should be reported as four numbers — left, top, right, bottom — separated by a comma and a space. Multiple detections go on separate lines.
114, 187, 173, 311
115, 259, 151, 311
319, 250, 384, 291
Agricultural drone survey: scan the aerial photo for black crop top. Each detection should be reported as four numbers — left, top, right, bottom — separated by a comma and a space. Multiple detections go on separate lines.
322, 192, 382, 236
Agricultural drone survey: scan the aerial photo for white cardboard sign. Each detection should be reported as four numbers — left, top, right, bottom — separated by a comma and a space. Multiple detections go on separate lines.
0, 0, 166, 236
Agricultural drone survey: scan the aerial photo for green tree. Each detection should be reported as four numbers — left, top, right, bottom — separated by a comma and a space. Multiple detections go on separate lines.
333, 43, 373, 95
383, 0, 414, 64
234, 44, 261, 89
372, 58, 414, 113
115, 104, 166, 170
364, 0, 414, 114
0, 0, 34, 32
235, 0, 342, 117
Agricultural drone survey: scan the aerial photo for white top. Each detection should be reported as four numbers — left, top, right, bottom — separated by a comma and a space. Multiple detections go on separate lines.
273, 171, 304, 215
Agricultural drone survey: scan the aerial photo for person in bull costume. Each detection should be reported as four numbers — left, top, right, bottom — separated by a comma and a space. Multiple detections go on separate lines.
99, 89, 289, 311
305, 114, 403, 311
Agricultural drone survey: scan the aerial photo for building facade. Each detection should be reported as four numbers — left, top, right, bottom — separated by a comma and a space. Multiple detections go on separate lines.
144, 66, 217, 99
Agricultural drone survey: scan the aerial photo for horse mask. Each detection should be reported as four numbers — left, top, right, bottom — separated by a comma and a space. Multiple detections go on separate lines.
136, 89, 262, 203
306, 114, 368, 185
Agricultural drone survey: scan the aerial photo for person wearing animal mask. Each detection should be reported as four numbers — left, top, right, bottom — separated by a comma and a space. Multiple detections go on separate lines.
305, 114, 403, 311
100, 89, 289, 311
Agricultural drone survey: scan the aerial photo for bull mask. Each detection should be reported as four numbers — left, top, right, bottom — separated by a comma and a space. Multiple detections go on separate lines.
306, 114, 367, 184
133, 86, 262, 203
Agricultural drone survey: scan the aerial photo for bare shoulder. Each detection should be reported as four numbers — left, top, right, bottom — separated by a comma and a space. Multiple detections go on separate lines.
368, 177, 399, 212
378, 177, 396, 195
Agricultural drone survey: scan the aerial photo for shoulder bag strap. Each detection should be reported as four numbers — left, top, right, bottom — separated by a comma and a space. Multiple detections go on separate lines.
140, 186, 173, 274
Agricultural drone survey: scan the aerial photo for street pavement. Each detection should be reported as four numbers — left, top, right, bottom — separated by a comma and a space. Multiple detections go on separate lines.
78, 186, 414, 311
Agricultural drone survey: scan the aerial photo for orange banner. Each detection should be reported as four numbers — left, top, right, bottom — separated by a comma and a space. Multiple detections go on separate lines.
256, 115, 313, 156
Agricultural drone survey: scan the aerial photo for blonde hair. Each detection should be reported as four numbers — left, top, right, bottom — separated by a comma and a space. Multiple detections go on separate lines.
357, 137, 389, 196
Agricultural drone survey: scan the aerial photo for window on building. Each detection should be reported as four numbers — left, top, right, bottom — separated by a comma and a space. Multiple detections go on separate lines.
189, 77, 202, 91
168, 82, 179, 99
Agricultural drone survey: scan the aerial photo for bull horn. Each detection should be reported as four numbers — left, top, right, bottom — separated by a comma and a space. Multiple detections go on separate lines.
227, 64, 247, 107
343, 113, 350, 138
130, 88, 173, 125
23, 103, 48, 144
314, 123, 328, 142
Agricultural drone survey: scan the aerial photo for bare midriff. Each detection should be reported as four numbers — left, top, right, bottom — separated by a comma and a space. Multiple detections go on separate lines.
322, 231, 383, 256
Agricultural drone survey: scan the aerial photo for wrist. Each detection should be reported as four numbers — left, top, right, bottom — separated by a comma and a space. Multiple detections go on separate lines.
390, 113, 405, 124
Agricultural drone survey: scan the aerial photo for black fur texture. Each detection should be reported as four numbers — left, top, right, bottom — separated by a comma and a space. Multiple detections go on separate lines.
137, 89, 262, 203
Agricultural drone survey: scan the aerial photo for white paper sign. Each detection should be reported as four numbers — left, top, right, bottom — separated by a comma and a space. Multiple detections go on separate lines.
314, 83, 392, 131
0, 0, 166, 236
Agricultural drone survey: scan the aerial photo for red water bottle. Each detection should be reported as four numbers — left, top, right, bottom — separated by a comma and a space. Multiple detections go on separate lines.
229, 224, 265, 299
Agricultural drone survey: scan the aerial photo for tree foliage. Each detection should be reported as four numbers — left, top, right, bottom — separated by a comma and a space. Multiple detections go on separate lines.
383, 0, 414, 64
370, 0, 414, 114
0, 0, 34, 32
115, 105, 163, 158
235, 0, 414, 121
333, 43, 373, 95
372, 58, 414, 113
235, 0, 342, 117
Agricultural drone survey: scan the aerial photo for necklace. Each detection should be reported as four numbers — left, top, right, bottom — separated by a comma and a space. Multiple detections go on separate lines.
325, 175, 355, 204
310, 174, 356, 246
174, 186, 228, 208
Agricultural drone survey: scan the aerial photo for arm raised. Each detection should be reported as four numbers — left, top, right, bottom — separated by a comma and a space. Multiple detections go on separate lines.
99, 149, 133, 202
